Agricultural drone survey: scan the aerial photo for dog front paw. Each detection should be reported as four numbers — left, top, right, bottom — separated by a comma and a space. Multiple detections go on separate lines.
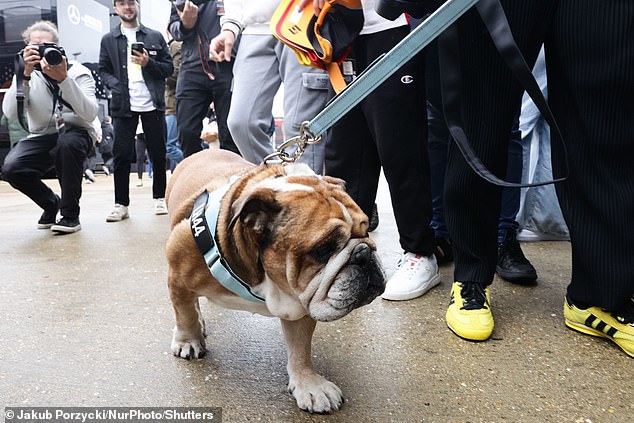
288, 374, 343, 413
171, 327, 206, 359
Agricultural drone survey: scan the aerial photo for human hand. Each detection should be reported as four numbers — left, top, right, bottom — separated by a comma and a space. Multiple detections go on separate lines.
21, 45, 40, 78
298, 0, 327, 15
177, 0, 199, 30
209, 30, 236, 62
41, 56, 68, 83
131, 48, 149, 67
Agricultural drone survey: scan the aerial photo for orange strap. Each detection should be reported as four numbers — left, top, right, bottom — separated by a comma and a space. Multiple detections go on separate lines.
326, 62, 347, 94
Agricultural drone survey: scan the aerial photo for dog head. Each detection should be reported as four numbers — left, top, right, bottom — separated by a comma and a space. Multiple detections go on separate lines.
219, 163, 386, 322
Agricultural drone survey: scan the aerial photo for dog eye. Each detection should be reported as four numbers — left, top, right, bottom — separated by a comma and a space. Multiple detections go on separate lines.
310, 241, 337, 263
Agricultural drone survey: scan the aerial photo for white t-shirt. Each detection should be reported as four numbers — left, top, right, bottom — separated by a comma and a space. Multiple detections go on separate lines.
122, 26, 154, 112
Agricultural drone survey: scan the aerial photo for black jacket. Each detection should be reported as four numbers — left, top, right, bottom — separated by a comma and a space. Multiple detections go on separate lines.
168, 2, 236, 76
99, 24, 173, 117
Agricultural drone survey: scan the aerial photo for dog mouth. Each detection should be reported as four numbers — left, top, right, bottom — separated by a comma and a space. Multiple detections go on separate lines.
307, 242, 386, 322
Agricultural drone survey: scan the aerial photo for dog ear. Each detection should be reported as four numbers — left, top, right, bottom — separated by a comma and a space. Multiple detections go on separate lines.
321, 175, 347, 191
229, 187, 282, 244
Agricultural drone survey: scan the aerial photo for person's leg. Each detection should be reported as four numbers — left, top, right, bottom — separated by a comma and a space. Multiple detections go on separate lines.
548, 0, 634, 310
54, 127, 92, 220
277, 41, 329, 174
440, 1, 547, 286
165, 114, 184, 166
553, 0, 634, 357
425, 40, 453, 263
140, 110, 167, 200
496, 114, 537, 283
176, 70, 214, 158
359, 27, 435, 256
135, 134, 146, 182
324, 98, 379, 220
349, 27, 439, 301
210, 61, 240, 155
112, 115, 138, 207
227, 34, 281, 164
427, 101, 450, 237
498, 114, 522, 239
440, 0, 549, 340
1, 135, 58, 214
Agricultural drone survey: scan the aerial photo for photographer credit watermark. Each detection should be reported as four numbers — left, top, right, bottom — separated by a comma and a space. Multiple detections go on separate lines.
4, 407, 221, 422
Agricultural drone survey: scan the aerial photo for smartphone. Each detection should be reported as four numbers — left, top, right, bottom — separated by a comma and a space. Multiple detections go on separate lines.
131, 42, 145, 55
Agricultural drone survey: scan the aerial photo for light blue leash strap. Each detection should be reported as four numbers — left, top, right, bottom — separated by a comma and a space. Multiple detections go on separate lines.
302, 0, 479, 141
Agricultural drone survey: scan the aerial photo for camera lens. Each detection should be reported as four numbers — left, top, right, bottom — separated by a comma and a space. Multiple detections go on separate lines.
44, 47, 63, 66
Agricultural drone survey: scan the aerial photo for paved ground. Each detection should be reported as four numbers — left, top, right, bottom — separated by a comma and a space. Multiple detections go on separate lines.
0, 171, 632, 423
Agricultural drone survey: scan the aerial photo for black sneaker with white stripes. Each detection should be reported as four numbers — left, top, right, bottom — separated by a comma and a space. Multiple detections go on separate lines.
51, 217, 81, 234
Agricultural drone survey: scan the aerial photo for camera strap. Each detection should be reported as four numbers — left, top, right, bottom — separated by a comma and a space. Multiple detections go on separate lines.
197, 32, 216, 81
13, 53, 30, 132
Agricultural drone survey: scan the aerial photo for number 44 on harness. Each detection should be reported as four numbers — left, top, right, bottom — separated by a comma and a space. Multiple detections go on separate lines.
271, 0, 364, 94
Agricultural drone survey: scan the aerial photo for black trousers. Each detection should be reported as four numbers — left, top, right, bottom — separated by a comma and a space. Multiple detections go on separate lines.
325, 26, 434, 255
1, 127, 92, 219
441, 0, 634, 310
176, 63, 238, 157
112, 110, 167, 205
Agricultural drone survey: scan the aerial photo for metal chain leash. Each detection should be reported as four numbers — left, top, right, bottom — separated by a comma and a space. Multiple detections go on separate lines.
261, 121, 321, 164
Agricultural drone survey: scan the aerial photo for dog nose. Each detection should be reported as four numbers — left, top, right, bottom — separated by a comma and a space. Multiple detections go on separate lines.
351, 243, 372, 264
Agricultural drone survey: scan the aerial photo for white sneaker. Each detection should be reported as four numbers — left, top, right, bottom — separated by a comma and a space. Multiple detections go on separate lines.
106, 204, 129, 222
154, 198, 168, 215
136, 179, 143, 187
382, 252, 441, 301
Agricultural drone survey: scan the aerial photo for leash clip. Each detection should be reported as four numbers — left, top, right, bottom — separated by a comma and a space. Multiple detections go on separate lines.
261, 121, 322, 165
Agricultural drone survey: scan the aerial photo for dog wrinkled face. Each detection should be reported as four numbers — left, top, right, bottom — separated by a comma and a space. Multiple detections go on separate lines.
234, 165, 386, 322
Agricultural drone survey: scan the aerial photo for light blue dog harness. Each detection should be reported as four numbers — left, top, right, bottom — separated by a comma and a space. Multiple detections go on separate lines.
190, 184, 266, 303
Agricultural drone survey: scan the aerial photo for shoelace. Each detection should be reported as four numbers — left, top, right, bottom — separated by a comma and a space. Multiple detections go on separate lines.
396, 255, 427, 278
460, 282, 487, 311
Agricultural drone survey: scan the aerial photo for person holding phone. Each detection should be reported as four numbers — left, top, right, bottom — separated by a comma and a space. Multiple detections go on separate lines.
99, 0, 173, 222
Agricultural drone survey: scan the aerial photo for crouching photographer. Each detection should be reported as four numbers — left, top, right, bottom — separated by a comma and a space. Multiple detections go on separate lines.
1, 20, 98, 234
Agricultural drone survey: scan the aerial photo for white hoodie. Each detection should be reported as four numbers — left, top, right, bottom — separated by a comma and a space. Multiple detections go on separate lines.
221, 0, 408, 37
221, 0, 280, 36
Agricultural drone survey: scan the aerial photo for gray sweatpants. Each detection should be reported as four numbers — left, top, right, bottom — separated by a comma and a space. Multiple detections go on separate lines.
227, 34, 329, 173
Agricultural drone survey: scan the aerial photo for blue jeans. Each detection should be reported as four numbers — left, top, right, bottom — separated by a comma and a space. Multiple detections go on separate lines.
497, 115, 522, 242
165, 114, 183, 170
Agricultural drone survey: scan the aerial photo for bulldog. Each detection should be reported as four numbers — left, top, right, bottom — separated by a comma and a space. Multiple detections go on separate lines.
165, 149, 385, 413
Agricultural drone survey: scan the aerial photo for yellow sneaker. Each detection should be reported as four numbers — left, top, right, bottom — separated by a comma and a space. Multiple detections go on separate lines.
446, 281, 494, 341
564, 297, 634, 358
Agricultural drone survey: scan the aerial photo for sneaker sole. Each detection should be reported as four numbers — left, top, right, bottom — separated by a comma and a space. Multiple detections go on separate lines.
154, 210, 168, 215
37, 223, 54, 229
495, 266, 537, 284
446, 320, 493, 342
51, 224, 81, 233
381, 273, 441, 301
106, 214, 129, 222
564, 318, 634, 358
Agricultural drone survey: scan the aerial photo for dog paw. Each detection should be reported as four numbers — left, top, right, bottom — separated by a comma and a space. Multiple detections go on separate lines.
171, 339, 206, 359
288, 374, 343, 414
171, 328, 206, 360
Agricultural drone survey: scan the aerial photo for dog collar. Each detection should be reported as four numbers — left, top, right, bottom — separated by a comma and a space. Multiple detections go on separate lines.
190, 184, 266, 303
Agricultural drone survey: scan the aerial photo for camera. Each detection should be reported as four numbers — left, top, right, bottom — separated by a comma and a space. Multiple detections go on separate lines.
174, 0, 211, 12
21, 42, 66, 70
